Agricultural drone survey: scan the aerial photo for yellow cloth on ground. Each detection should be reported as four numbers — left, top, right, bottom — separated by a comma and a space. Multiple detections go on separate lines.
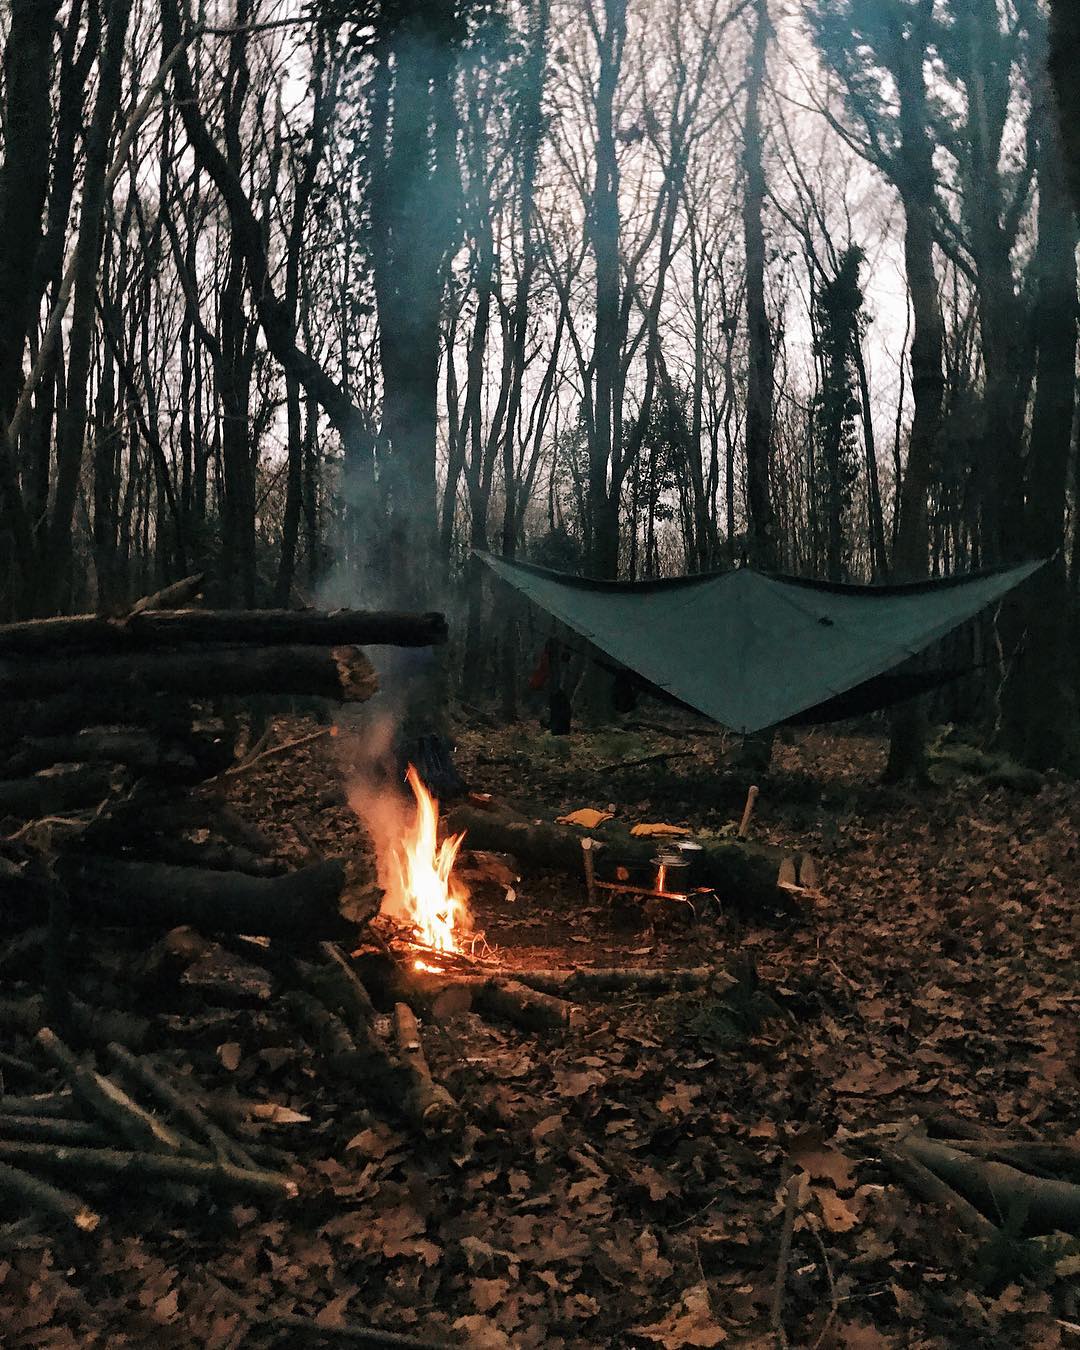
556, 808, 614, 828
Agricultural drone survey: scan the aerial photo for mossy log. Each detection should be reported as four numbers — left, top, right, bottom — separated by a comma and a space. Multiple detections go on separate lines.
445, 804, 800, 912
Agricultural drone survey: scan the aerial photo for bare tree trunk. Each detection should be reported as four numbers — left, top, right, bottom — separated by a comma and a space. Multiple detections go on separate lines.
42, 0, 133, 613
587, 0, 626, 580
1048, 0, 1080, 215
1007, 67, 1078, 769
0, 0, 62, 427
885, 30, 946, 783
742, 0, 776, 575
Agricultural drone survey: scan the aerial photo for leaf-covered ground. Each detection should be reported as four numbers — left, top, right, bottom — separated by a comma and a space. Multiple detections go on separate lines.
2, 718, 1079, 1347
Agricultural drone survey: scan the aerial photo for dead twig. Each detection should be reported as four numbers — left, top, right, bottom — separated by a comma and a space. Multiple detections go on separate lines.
205, 728, 332, 790
596, 748, 696, 773
770, 1169, 799, 1347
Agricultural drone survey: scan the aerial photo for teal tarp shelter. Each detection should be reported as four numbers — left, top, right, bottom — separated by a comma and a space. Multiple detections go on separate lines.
478, 552, 1045, 734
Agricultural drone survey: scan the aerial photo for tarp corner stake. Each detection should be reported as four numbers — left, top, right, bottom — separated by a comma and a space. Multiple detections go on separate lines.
478, 552, 1046, 733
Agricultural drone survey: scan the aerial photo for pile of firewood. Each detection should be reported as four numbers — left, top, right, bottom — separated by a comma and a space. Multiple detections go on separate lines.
0, 574, 449, 1018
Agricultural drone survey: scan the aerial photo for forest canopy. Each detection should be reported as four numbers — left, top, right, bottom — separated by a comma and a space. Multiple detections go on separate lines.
0, 0, 1078, 765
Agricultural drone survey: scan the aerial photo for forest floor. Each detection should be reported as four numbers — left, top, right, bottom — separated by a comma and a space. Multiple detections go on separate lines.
2, 715, 1079, 1348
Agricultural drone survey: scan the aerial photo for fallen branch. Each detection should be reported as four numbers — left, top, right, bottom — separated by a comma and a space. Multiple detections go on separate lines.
312, 942, 378, 1028
393, 1004, 459, 1133
514, 966, 734, 996
943, 1137, 1080, 1182
596, 748, 696, 773
769, 1169, 799, 1347
35, 1028, 190, 1155
283, 986, 458, 1136
0, 765, 120, 820
881, 1143, 999, 1241
9, 731, 200, 779
0, 996, 149, 1050
403, 971, 572, 1033
472, 978, 573, 1033
0, 1158, 100, 1232
127, 572, 205, 615
107, 1043, 256, 1171
0, 1113, 107, 1146
0, 1092, 77, 1118
0, 1139, 298, 1200
904, 1134, 1080, 1234
233, 1308, 448, 1349
213, 728, 331, 786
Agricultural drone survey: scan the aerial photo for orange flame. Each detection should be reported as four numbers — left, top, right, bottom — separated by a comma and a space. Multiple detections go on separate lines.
388, 765, 468, 954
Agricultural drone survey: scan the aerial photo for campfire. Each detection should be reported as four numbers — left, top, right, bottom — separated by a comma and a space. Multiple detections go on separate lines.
347, 751, 476, 970
387, 764, 469, 963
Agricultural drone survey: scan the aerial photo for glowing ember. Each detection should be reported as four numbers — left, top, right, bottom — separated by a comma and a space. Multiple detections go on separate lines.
656, 863, 667, 893
387, 764, 468, 954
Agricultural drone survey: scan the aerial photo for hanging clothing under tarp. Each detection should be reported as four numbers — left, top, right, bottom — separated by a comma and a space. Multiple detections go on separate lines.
477, 552, 1045, 734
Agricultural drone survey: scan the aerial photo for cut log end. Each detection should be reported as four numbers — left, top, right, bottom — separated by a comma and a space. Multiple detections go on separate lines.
332, 646, 379, 702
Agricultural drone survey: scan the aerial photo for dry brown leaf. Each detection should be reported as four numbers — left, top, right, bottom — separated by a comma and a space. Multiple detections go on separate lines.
471, 1277, 510, 1313
813, 1186, 859, 1233
632, 1283, 727, 1346
787, 1126, 857, 1191
249, 1102, 309, 1124
217, 1042, 242, 1072
451, 1315, 514, 1349
531, 1114, 563, 1144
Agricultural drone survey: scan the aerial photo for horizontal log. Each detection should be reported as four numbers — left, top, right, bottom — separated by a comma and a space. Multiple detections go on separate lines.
403, 970, 572, 1031
0, 1139, 297, 1201
880, 1144, 999, 1241
0, 607, 447, 656
0, 1158, 100, 1232
944, 1136, 1080, 1181
0, 1112, 108, 1146
0, 643, 379, 704
52, 856, 359, 939
514, 966, 734, 996
0, 764, 119, 819
7, 730, 200, 779
0, 995, 150, 1049
0, 1092, 77, 1118
445, 804, 797, 913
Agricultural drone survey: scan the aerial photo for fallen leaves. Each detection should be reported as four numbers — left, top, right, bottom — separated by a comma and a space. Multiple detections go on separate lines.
217, 1041, 242, 1072
633, 1283, 728, 1346
6, 721, 1080, 1349
787, 1126, 857, 1191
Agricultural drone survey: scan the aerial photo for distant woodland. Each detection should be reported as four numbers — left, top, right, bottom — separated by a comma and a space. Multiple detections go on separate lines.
1, 0, 1079, 765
